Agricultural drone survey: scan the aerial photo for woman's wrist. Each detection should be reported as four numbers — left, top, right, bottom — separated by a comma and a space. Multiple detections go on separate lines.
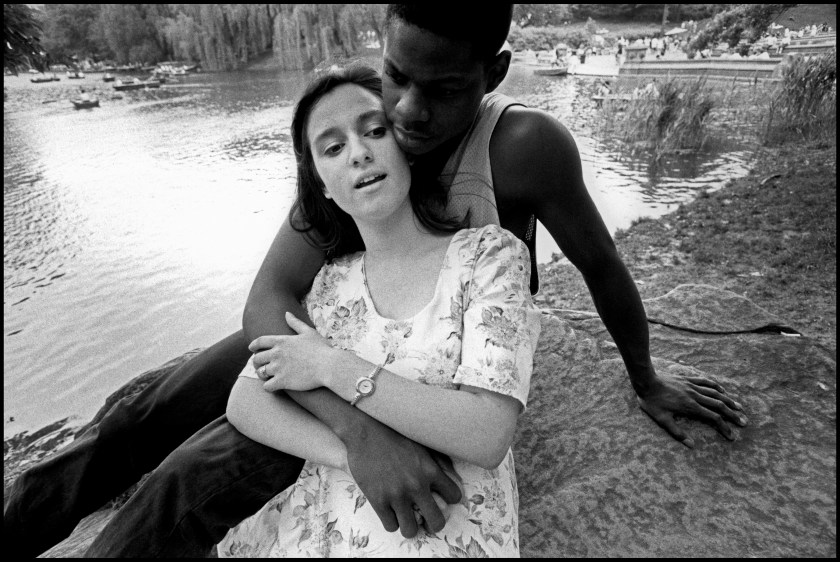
317, 347, 346, 389
322, 350, 368, 401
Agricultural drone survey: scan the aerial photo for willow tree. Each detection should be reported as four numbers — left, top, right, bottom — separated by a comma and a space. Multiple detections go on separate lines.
156, 4, 384, 71
97, 4, 173, 64
272, 4, 376, 70
159, 4, 277, 70
194, 4, 278, 70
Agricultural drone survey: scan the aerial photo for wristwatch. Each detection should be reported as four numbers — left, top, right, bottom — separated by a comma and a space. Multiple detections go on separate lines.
350, 364, 383, 407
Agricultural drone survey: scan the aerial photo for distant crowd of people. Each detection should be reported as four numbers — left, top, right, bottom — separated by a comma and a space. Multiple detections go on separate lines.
747, 22, 834, 57
522, 18, 835, 69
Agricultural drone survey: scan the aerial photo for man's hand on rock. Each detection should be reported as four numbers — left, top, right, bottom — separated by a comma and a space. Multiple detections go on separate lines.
637, 370, 748, 447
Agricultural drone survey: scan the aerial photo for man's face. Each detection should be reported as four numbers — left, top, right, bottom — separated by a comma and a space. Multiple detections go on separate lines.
382, 20, 489, 156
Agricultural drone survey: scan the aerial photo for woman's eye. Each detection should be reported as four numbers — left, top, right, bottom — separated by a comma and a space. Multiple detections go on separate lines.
367, 126, 387, 137
325, 143, 343, 155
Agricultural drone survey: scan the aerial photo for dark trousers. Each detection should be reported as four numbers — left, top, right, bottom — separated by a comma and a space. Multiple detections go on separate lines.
3, 330, 306, 558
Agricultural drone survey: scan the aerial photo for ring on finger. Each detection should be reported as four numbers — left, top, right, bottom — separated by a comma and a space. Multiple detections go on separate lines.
258, 365, 268, 378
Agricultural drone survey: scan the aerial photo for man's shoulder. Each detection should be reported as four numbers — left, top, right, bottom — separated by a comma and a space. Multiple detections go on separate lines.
491, 105, 578, 162
489, 104, 582, 201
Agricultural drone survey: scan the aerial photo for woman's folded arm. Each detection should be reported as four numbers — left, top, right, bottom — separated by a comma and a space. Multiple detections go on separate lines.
321, 351, 521, 470
226, 376, 349, 474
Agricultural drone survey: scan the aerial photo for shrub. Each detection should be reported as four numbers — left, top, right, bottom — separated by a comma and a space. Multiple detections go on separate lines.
688, 4, 791, 52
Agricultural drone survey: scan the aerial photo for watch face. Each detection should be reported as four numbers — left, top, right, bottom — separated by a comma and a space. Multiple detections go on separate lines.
358, 379, 374, 394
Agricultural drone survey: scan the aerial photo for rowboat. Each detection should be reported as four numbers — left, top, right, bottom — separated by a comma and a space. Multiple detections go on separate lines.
30, 74, 61, 83
71, 98, 100, 109
113, 78, 161, 91
533, 65, 568, 76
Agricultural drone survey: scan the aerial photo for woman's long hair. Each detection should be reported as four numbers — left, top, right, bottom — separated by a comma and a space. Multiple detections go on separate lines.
289, 64, 467, 259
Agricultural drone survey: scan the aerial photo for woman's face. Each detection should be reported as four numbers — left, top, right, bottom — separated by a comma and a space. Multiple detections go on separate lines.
307, 83, 412, 224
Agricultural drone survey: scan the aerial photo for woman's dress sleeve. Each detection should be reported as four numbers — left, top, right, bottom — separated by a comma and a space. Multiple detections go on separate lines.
452, 225, 542, 411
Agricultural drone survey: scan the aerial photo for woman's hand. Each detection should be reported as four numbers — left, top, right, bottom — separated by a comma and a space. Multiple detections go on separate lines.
250, 311, 338, 392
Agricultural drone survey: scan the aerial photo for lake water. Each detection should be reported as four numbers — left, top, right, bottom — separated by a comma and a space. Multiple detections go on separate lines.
3, 64, 753, 438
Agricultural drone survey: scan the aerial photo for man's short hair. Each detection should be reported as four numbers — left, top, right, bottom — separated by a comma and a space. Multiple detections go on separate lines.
386, 4, 513, 61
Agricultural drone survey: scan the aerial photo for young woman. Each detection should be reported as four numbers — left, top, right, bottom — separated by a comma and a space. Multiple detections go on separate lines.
218, 65, 541, 558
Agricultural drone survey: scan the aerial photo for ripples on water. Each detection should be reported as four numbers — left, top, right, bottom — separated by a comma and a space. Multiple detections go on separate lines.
3, 65, 753, 437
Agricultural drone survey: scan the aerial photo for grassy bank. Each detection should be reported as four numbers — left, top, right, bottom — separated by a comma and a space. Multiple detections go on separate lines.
535, 139, 836, 350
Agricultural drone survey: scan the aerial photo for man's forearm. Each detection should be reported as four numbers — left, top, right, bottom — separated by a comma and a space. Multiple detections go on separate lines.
583, 261, 657, 395
242, 292, 304, 342
286, 387, 370, 443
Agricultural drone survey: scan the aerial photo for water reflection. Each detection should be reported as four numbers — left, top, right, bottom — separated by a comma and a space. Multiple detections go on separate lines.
3, 66, 752, 437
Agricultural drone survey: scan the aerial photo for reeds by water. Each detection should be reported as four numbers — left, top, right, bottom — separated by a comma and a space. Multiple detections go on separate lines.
762, 52, 836, 146
598, 53, 837, 164
597, 75, 717, 165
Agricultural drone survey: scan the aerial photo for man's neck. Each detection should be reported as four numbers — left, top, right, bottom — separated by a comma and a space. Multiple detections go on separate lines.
410, 128, 470, 179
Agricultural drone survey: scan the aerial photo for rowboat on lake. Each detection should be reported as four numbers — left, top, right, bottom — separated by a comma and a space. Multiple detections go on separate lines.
71, 97, 100, 109
533, 66, 569, 76
113, 78, 161, 91
30, 74, 61, 83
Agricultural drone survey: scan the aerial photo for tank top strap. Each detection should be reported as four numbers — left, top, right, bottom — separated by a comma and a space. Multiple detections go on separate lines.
440, 92, 524, 228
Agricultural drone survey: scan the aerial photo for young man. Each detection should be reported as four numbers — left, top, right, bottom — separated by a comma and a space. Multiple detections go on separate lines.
5, 5, 746, 558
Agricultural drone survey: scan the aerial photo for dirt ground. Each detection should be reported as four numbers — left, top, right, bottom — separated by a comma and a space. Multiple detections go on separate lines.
535, 139, 837, 351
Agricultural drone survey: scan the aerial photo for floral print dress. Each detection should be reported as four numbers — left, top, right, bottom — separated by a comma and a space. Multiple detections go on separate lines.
218, 225, 542, 558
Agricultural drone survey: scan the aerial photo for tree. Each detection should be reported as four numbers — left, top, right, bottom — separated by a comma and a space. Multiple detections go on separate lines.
569, 4, 639, 21
688, 4, 793, 53
513, 4, 572, 28
41, 4, 109, 63
28, 4, 387, 71
4, 4, 47, 72
98, 4, 169, 65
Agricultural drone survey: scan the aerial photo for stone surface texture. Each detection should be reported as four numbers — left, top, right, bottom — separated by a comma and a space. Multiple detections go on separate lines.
6, 285, 834, 557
